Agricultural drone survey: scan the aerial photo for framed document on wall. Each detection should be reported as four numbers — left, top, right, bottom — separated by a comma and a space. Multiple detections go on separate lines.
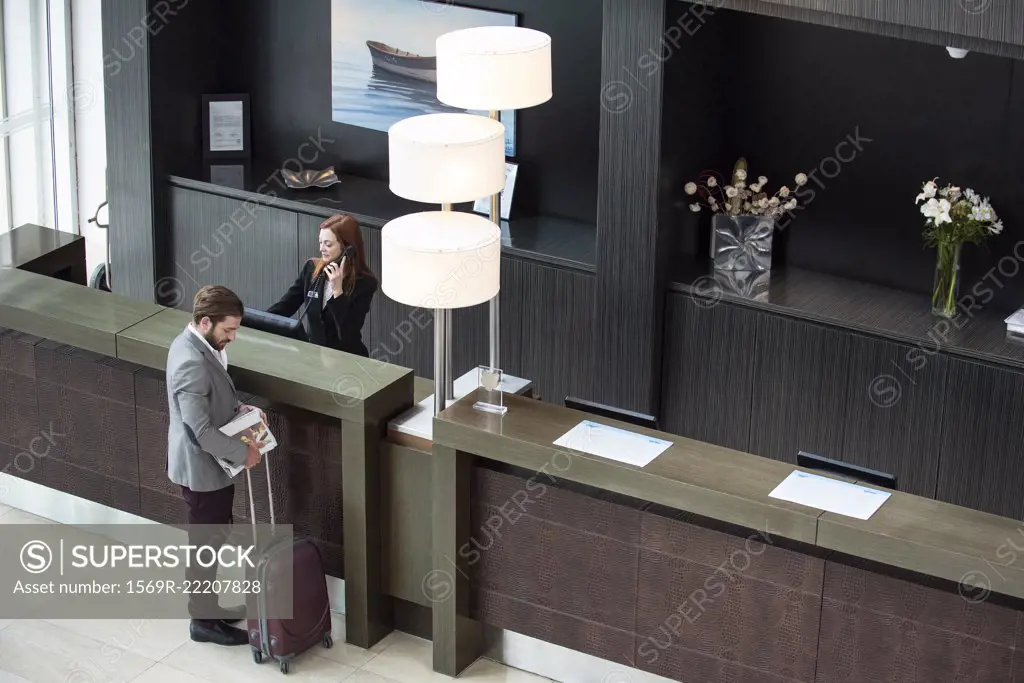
474, 162, 518, 221
202, 94, 251, 160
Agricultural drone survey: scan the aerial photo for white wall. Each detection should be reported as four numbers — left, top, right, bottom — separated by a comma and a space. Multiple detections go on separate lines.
70, 0, 107, 281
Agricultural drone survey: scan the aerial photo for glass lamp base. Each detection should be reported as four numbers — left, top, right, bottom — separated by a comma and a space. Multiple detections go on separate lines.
473, 400, 508, 415
472, 365, 508, 416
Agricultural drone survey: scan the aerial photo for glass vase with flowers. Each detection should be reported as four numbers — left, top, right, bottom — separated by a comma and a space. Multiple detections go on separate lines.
916, 178, 1002, 318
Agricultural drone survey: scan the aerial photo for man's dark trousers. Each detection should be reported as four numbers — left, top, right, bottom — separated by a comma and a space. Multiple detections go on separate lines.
181, 483, 235, 622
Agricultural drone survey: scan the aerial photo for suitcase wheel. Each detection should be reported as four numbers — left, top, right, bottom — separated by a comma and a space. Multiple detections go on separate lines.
251, 647, 263, 664
279, 659, 290, 674
322, 634, 333, 649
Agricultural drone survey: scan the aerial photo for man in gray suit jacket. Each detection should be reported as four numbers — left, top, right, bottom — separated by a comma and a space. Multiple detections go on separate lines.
166, 285, 265, 646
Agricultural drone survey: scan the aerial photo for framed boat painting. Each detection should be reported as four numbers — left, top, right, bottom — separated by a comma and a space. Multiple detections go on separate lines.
330, 0, 518, 158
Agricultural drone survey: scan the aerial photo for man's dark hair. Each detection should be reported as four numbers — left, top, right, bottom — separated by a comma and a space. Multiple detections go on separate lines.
192, 285, 244, 326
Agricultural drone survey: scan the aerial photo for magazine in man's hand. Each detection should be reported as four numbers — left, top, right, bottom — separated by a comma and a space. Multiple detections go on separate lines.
216, 408, 278, 476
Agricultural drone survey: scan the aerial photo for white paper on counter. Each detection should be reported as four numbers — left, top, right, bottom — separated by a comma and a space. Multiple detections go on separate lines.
552, 420, 671, 468
769, 470, 891, 520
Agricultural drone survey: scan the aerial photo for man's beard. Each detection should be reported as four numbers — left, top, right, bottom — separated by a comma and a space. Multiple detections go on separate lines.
204, 330, 223, 351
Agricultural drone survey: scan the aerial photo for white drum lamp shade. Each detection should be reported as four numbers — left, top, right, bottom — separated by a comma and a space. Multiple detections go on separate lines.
381, 211, 501, 310
436, 26, 552, 111
388, 113, 506, 204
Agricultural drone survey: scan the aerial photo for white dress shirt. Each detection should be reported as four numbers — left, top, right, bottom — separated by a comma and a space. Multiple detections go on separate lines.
187, 323, 228, 370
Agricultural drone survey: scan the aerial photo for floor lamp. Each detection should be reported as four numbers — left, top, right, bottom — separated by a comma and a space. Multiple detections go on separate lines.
380, 211, 501, 416
387, 113, 506, 407
436, 26, 553, 373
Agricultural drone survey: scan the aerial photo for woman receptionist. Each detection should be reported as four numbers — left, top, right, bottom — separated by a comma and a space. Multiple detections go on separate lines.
268, 213, 377, 357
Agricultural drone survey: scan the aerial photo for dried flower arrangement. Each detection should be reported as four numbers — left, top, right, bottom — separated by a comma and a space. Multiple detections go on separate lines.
684, 158, 808, 219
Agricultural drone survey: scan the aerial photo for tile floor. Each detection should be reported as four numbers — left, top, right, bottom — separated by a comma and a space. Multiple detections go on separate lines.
0, 502, 555, 683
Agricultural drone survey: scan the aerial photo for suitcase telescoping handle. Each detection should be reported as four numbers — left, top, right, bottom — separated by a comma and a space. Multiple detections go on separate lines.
245, 455, 276, 530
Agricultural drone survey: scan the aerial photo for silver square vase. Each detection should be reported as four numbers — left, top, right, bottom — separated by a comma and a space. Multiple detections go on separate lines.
710, 214, 775, 271
713, 269, 771, 302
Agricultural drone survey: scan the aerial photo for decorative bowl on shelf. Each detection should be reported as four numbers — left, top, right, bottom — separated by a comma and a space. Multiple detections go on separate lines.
281, 167, 341, 189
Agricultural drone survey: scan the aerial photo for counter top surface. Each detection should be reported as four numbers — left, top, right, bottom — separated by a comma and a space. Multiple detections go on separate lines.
0, 267, 414, 422
0, 267, 163, 357
434, 390, 825, 544
117, 308, 413, 422
818, 492, 1024, 598
672, 260, 1024, 371
0, 224, 83, 270
434, 390, 1024, 600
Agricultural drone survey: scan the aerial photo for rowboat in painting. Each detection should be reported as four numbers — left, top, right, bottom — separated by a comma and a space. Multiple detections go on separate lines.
366, 40, 437, 83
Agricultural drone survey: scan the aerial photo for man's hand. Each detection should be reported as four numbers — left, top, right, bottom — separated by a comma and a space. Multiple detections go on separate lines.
239, 403, 267, 425
244, 437, 265, 469
241, 427, 266, 469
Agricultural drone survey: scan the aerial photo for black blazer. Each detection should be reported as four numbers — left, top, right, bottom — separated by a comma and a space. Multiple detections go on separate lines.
267, 260, 376, 357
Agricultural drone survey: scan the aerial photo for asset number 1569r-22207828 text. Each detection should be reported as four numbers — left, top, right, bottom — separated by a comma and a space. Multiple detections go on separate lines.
127, 579, 261, 594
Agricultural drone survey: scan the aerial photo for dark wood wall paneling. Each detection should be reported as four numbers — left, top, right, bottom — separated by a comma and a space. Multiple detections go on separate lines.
168, 185, 299, 311
593, 0, 670, 415
102, 0, 230, 303
101, 0, 156, 301
840, 332, 948, 498
148, 0, 235, 302
936, 357, 1024, 520
659, 295, 758, 452
662, 288, 1024, 518
747, 313, 853, 467
470, 465, 1024, 683
662, 292, 951, 501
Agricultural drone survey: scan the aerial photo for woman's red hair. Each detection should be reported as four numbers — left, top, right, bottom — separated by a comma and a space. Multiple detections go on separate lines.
311, 213, 374, 294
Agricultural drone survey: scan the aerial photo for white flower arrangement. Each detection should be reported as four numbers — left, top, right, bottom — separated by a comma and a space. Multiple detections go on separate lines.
916, 178, 1003, 317
685, 158, 808, 219
915, 178, 1002, 247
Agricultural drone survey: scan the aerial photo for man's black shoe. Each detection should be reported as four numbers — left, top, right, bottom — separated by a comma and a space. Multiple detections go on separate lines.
189, 619, 248, 646
219, 604, 247, 624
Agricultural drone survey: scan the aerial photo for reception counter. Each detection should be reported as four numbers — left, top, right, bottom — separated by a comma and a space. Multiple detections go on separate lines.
427, 392, 1024, 682
4, 252, 1024, 683
0, 265, 415, 648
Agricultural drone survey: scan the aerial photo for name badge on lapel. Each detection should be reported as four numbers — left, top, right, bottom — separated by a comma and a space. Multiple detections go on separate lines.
307, 289, 319, 300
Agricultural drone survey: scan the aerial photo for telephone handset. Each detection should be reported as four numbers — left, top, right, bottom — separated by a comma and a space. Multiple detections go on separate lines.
325, 244, 354, 271
326, 251, 345, 270
299, 246, 356, 331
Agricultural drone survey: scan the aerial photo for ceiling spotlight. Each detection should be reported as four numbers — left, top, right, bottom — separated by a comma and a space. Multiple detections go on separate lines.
946, 46, 970, 59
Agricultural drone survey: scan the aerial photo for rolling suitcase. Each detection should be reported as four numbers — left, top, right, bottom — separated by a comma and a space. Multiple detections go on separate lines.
245, 460, 334, 674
